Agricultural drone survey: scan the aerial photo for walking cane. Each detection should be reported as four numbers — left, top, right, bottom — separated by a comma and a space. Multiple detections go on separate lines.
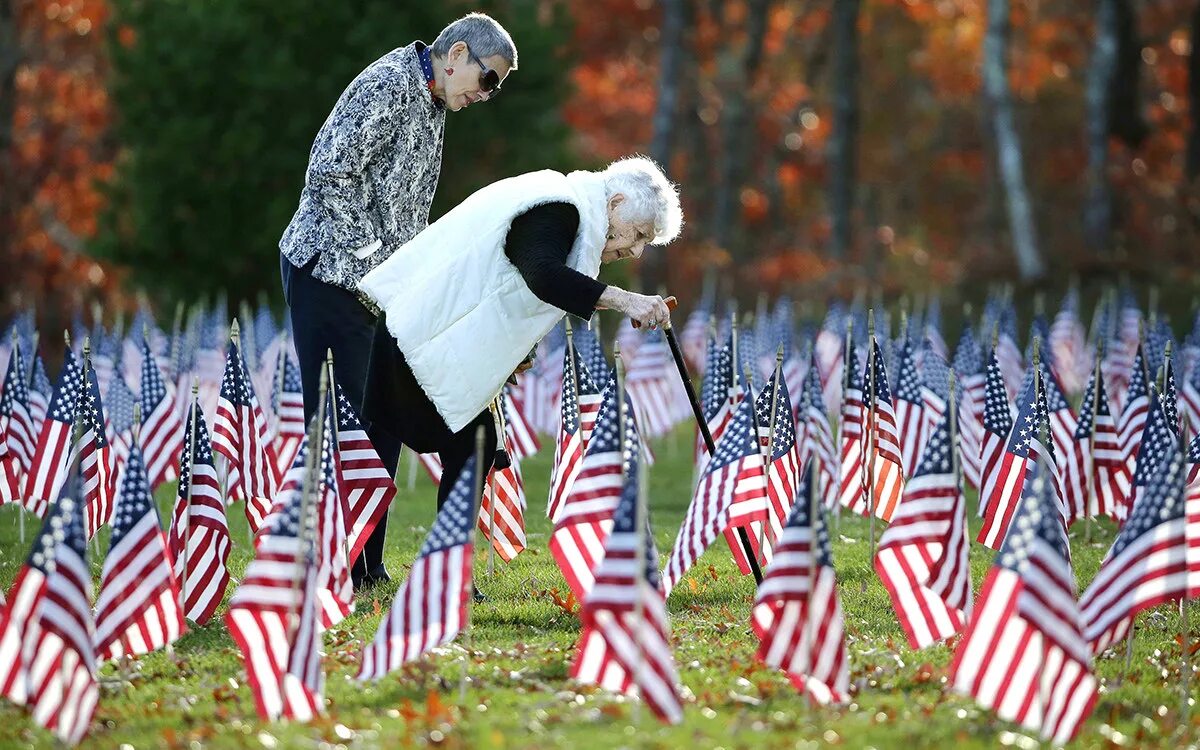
637, 296, 764, 584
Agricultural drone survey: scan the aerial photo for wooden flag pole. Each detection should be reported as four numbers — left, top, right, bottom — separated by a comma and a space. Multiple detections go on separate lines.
760, 346, 785, 555
865, 309, 878, 577
461, 425, 487, 705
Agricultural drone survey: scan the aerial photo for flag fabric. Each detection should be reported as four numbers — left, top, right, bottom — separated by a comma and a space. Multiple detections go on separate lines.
892, 337, 925, 479
329, 379, 394, 566
996, 309, 1024, 399
504, 381, 542, 460
138, 339, 183, 490
27, 353, 53, 436
357, 455, 481, 680
225, 435, 324, 722
547, 342, 602, 522
1040, 365, 1078, 467
1063, 365, 1128, 522
1161, 353, 1180, 435
752, 463, 850, 705
1116, 388, 1176, 527
837, 344, 867, 514
862, 340, 905, 521
696, 333, 734, 465
954, 325, 987, 491
874, 409, 971, 649
754, 367, 803, 559
951, 463, 1097, 746
212, 336, 279, 532
0, 345, 36, 503
479, 446, 527, 563
1182, 352, 1200, 434
570, 444, 683, 724
1050, 287, 1088, 396
1080, 444, 1191, 653
815, 308, 846, 414
271, 353, 305, 478
680, 302, 712, 374
1116, 348, 1151, 493
664, 394, 768, 593
0, 493, 97, 745
94, 443, 186, 660
313, 389, 353, 627
22, 350, 83, 518
977, 348, 1013, 519
76, 363, 116, 540
167, 399, 231, 625
625, 329, 682, 439
104, 374, 137, 470
797, 356, 839, 511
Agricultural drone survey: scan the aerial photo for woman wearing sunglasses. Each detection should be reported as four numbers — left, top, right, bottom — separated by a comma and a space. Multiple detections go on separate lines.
279, 13, 515, 589
358, 156, 681, 526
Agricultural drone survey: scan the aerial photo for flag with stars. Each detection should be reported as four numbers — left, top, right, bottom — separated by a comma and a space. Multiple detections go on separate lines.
797, 354, 839, 511
680, 296, 712, 374
225, 434, 324, 722
167, 396, 231, 625
1, 343, 36, 504
1182, 346, 1200, 434
663, 393, 768, 595
1161, 352, 1180, 435
954, 323, 987, 491
752, 462, 850, 705
0, 493, 98, 745
22, 348, 83, 518
863, 339, 905, 521
951, 460, 1097, 745
1063, 361, 1128, 523
696, 333, 734, 466
329, 378, 393, 568
547, 339, 603, 522
978, 347, 1015, 521
27, 351, 53, 435
212, 334, 279, 533
357, 455, 481, 681
313, 389, 353, 627
75, 361, 116, 540
874, 408, 971, 649
104, 374, 137, 470
139, 338, 183, 491
1117, 346, 1151, 486
740, 367, 802, 568
837, 344, 868, 515
892, 335, 926, 479
570, 443, 683, 724
1081, 444, 1192, 653
94, 442, 186, 660
1117, 387, 1176, 525
1040, 363, 1078, 468
271, 352, 305, 479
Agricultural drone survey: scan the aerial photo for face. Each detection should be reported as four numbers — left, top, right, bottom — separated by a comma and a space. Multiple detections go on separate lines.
444, 41, 512, 112
601, 194, 655, 263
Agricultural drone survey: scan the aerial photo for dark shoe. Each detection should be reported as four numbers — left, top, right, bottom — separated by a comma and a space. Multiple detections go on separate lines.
353, 564, 391, 591
472, 585, 488, 604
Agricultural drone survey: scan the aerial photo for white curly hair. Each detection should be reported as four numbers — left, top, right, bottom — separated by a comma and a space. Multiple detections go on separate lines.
601, 156, 683, 244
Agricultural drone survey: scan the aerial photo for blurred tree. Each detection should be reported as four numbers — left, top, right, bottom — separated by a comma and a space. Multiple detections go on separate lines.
1084, 0, 1117, 254
828, 0, 859, 262
94, 0, 574, 305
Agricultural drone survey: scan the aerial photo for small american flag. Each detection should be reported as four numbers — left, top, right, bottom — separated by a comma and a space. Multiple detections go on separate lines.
626, 328, 685, 438
212, 334, 279, 532
1062, 362, 1127, 522
1049, 287, 1089, 395
95, 442, 186, 660
837, 344, 867, 514
570, 444, 683, 724
1182, 349, 1200, 433
680, 300, 712, 374
167, 397, 231, 625
225, 433, 324, 722
1161, 353, 1180, 435
951, 461, 1097, 745
27, 352, 53, 436
547, 340, 602, 522
1117, 388, 1176, 525
892, 336, 925, 479
139, 338, 183, 490
1081, 442, 1189, 653
0, 493, 98, 745
271, 352, 305, 478
696, 333, 734, 466
22, 349, 83, 518
797, 355, 839, 511
750, 367, 802, 563
1040, 364, 1078, 469
329, 378, 394, 567
1116, 347, 1151, 501
503, 380, 541, 460
479, 432, 527, 563
1, 343, 36, 503
995, 307, 1024, 399
663, 392, 767, 595
550, 373, 634, 602
863, 339, 905, 521
76, 362, 116, 540
357, 454, 481, 680
815, 306, 847, 413
313, 388, 352, 628
977, 347, 1013, 520
104, 374, 137, 470
752, 462, 849, 705
874, 408, 971, 649
954, 324, 987, 491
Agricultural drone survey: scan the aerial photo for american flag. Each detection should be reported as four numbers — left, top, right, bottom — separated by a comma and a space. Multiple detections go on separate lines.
358, 454, 480, 680
954, 324, 987, 491
22, 349, 83, 518
626, 328, 684, 438
479, 430, 527, 563
977, 348, 1014, 521
94, 442, 186, 660
1117, 387, 1176, 523
797, 355, 839, 511
863, 339, 905, 521
212, 335, 279, 533
503, 380, 541, 460
874, 408, 971, 649
1, 343, 36, 503
1161, 352, 1180, 435
550, 373, 637, 602
569, 444, 683, 724
138, 338, 182, 490
697, 333, 733, 466
329, 378, 394, 567
1049, 287, 1088, 396
105, 374, 137, 469
167, 397, 231, 625
815, 306, 846, 413
547, 340, 602, 522
312, 388, 353, 627
752, 367, 802, 560
0, 493, 97, 745
663, 393, 767, 594
837, 344, 867, 514
996, 307, 1024, 399
27, 352, 53, 435
892, 336, 925, 479
1040, 364, 1078, 466
950, 461, 1097, 745
1116, 347, 1151, 496
978, 363, 1061, 550
919, 341, 956, 467
680, 300, 712, 373
1182, 348, 1200, 433
752, 462, 849, 705
225, 433, 324, 722
1081, 442, 1190, 654
1063, 362, 1128, 522
76, 361, 116, 540
271, 352, 305, 478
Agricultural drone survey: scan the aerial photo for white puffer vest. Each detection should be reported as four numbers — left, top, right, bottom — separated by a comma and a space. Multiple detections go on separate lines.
359, 169, 608, 433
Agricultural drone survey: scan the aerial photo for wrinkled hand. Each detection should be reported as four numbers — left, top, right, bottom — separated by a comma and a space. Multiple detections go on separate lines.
624, 293, 673, 330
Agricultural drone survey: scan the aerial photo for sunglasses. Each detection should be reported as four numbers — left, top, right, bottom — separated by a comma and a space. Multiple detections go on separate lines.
466, 46, 502, 98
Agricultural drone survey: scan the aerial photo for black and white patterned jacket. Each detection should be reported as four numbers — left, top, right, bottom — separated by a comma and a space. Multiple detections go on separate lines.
280, 42, 446, 296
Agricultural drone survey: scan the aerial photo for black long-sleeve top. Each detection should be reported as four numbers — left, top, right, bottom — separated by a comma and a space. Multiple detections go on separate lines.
363, 202, 605, 452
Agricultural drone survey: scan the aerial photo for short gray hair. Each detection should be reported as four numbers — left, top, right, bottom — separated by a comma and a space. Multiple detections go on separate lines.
432, 13, 518, 69
602, 156, 683, 244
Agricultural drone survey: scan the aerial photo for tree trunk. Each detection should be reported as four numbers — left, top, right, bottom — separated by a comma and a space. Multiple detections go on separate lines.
1084, 0, 1117, 254
0, 0, 20, 279
828, 0, 860, 261
641, 0, 688, 290
983, 0, 1045, 280
1186, 3, 1200, 180
709, 0, 772, 254
1110, 0, 1147, 149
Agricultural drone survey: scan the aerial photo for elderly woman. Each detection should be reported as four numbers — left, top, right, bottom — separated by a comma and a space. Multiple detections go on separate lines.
280, 13, 516, 587
359, 156, 681, 512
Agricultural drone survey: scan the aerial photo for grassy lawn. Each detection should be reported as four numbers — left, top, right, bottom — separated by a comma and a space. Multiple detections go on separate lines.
0, 426, 1195, 748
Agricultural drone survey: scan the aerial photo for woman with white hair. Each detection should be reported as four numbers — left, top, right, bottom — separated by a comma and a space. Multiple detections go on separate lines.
359, 155, 682, 513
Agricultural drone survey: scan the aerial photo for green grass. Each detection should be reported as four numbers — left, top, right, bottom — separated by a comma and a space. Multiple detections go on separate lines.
0, 426, 1196, 748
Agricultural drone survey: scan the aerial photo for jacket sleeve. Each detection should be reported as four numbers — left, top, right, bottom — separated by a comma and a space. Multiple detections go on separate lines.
305, 67, 411, 256
504, 202, 607, 321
